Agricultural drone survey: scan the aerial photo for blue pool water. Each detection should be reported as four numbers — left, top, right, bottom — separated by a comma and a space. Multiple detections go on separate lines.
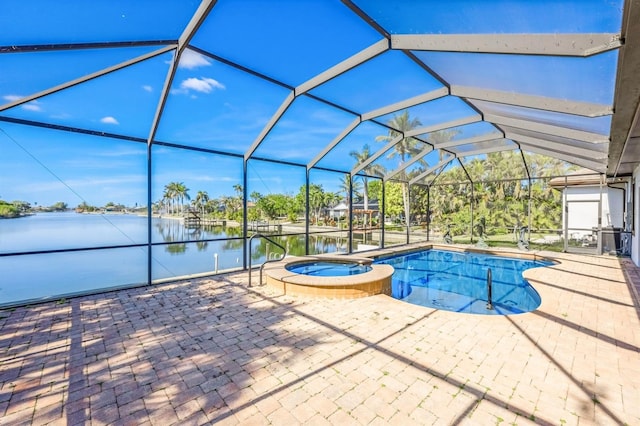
286, 261, 372, 276
375, 250, 551, 315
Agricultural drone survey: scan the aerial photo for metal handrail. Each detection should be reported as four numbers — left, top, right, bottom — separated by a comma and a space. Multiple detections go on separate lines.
248, 233, 287, 287
486, 268, 493, 310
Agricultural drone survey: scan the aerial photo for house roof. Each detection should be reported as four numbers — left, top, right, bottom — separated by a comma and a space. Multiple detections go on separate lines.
548, 168, 603, 188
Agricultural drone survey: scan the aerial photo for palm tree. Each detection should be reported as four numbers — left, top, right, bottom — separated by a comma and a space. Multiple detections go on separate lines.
349, 144, 385, 211
161, 181, 192, 215
325, 191, 341, 209
220, 184, 243, 220
162, 182, 179, 214
426, 129, 461, 173
376, 110, 422, 227
174, 182, 190, 213
308, 184, 327, 224
338, 174, 362, 205
193, 190, 210, 216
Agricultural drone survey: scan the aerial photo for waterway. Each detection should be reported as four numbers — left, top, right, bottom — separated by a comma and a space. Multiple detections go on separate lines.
0, 212, 348, 305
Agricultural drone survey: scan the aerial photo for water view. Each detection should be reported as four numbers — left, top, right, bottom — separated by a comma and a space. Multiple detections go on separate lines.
0, 212, 354, 305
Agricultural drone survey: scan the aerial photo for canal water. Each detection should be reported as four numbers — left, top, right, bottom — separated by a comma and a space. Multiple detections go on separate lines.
0, 212, 348, 305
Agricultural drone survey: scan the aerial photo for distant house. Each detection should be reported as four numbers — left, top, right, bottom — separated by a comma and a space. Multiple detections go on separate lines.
328, 200, 380, 219
329, 202, 348, 219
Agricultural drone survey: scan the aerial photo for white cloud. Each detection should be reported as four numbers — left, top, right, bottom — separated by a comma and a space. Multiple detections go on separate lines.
142, 85, 153, 92
178, 50, 211, 70
179, 77, 225, 94
100, 116, 119, 125
3, 94, 21, 102
3, 95, 42, 112
22, 102, 42, 112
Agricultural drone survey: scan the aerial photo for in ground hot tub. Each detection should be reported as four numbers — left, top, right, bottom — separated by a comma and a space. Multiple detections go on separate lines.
264, 257, 394, 299
285, 261, 372, 276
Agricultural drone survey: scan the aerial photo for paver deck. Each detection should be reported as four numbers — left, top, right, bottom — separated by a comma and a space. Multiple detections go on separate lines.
1, 249, 639, 425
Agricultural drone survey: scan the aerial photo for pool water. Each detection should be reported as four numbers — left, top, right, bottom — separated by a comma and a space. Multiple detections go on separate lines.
375, 250, 550, 315
286, 261, 372, 276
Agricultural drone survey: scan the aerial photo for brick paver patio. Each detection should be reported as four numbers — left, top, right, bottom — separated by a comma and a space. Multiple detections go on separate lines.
1, 249, 639, 425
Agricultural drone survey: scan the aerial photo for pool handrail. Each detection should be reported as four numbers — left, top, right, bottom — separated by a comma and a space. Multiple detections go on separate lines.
486, 268, 493, 310
248, 233, 287, 287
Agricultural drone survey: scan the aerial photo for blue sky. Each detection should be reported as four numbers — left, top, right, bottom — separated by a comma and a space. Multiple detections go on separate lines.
0, 0, 623, 207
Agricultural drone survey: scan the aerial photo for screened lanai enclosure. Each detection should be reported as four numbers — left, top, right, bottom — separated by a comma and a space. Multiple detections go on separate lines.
2, 0, 640, 306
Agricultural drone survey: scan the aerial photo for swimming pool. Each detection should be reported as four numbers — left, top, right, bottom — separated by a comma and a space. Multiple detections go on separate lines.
375, 249, 550, 315
286, 261, 372, 276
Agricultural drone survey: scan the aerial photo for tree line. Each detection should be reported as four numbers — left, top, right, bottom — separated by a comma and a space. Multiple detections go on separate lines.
0, 199, 69, 218
157, 109, 576, 235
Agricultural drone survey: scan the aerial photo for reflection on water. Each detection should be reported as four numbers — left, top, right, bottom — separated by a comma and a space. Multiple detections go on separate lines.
0, 212, 373, 305
153, 219, 239, 245
1, 212, 370, 256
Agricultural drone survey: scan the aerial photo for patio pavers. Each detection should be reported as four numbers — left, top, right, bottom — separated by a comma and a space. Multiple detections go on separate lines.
1, 250, 639, 425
